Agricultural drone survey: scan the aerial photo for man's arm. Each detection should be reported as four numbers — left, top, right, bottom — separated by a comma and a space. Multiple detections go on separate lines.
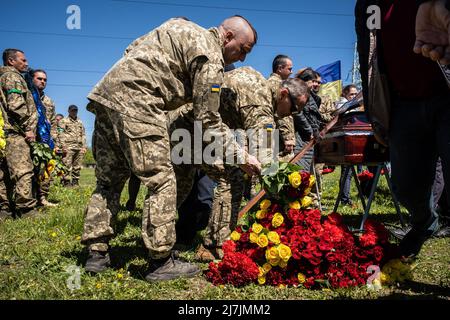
275, 116, 295, 153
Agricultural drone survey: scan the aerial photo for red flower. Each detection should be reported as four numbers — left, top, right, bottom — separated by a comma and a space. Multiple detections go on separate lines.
357, 170, 374, 182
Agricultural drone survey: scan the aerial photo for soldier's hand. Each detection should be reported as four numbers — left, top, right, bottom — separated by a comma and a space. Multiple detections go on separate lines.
239, 154, 261, 176
81, 147, 87, 154
25, 131, 36, 142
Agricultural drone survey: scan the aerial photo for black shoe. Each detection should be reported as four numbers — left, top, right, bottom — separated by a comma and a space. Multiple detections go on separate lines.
85, 250, 111, 274
125, 200, 136, 211
399, 228, 433, 259
145, 254, 200, 283
434, 226, 450, 238
388, 225, 412, 240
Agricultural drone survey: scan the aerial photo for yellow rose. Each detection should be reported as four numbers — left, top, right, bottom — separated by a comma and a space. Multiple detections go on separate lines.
265, 246, 279, 260
47, 160, 56, 173
277, 244, 292, 262
268, 257, 280, 266
304, 187, 312, 195
262, 263, 272, 273
258, 267, 265, 277
0, 139, 6, 150
297, 273, 306, 284
249, 232, 259, 243
255, 210, 267, 220
301, 196, 313, 208
271, 212, 284, 228
288, 171, 302, 188
258, 276, 266, 285
279, 259, 288, 268
267, 231, 280, 244
252, 222, 264, 234
260, 199, 271, 210
257, 234, 269, 248
309, 175, 316, 188
289, 201, 301, 210
230, 231, 241, 241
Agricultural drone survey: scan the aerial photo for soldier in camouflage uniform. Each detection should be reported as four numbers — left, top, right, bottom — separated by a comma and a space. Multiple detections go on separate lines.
0, 49, 38, 218
31, 69, 58, 206
81, 16, 260, 282
170, 67, 309, 261
59, 105, 87, 187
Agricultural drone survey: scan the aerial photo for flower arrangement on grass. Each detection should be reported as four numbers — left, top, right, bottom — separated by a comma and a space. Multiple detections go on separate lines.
206, 162, 410, 289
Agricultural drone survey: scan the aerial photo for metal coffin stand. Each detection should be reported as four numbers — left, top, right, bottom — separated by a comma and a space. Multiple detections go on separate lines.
315, 111, 407, 231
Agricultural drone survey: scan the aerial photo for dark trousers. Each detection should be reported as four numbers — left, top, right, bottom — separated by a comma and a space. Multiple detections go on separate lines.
389, 92, 450, 234
339, 165, 352, 203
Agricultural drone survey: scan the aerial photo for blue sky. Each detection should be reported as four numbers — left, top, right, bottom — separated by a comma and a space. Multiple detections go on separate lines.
1, 0, 357, 146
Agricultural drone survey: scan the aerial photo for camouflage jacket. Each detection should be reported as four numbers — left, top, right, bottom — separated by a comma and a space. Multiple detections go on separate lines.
267, 73, 295, 144
0, 66, 37, 134
58, 116, 87, 150
88, 18, 239, 156
40, 93, 58, 141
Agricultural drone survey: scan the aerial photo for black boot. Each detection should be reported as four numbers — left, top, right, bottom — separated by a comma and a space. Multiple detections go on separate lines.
145, 254, 200, 283
85, 250, 111, 274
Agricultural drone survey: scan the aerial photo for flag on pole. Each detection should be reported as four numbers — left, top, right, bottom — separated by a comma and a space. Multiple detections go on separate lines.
316, 60, 342, 103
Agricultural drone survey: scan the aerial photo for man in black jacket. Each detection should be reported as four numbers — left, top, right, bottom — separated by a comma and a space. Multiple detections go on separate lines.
355, 0, 450, 259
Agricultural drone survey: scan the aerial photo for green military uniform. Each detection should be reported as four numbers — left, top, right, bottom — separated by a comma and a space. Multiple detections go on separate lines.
59, 115, 86, 185
37, 93, 57, 200
267, 73, 295, 156
172, 66, 280, 249
0, 66, 37, 213
81, 18, 240, 260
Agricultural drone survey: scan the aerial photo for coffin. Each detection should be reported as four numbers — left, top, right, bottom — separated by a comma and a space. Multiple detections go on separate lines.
315, 111, 389, 165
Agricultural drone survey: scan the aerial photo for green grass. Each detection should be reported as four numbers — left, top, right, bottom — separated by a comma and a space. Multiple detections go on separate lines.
0, 168, 449, 300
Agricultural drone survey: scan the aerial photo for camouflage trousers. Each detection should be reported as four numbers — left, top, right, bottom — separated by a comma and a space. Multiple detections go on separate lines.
0, 134, 37, 211
62, 148, 83, 184
81, 102, 176, 260
175, 164, 244, 248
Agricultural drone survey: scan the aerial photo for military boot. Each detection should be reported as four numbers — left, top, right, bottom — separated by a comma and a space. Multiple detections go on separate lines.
0, 209, 14, 221
195, 244, 217, 262
85, 250, 111, 274
39, 197, 58, 208
145, 253, 200, 283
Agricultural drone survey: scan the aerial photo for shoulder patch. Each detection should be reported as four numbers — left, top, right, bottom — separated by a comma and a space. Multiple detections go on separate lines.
265, 123, 274, 132
7, 88, 23, 95
210, 84, 221, 93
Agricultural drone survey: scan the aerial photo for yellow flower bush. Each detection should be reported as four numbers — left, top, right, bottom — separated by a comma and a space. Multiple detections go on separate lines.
288, 171, 302, 188
272, 212, 284, 228
381, 259, 413, 284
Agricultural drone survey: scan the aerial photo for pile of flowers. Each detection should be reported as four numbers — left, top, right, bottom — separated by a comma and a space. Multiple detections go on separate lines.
31, 142, 66, 182
357, 170, 374, 182
206, 162, 406, 289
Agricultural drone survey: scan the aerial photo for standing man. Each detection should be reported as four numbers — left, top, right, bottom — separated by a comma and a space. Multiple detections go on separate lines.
31, 69, 58, 206
81, 16, 260, 282
268, 55, 296, 155
59, 105, 87, 187
0, 49, 38, 218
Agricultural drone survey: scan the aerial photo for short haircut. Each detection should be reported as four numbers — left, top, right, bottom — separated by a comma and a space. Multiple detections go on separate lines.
56, 113, 64, 118
281, 78, 310, 101
31, 69, 47, 77
295, 67, 315, 82
342, 84, 357, 97
272, 55, 291, 73
2, 48, 24, 66
230, 15, 258, 45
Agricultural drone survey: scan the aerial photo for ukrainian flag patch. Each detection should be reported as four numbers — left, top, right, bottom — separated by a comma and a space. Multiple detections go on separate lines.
265, 124, 274, 132
210, 84, 221, 93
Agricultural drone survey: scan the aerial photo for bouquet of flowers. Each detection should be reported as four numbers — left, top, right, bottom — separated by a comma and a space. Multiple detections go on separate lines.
0, 111, 6, 158
357, 170, 374, 182
206, 162, 409, 289
31, 142, 66, 182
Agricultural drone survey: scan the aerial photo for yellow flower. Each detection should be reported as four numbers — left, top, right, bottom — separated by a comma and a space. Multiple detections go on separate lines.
297, 273, 306, 284
249, 232, 259, 243
116, 273, 124, 280
255, 210, 267, 220
267, 231, 280, 244
262, 263, 272, 273
271, 212, 284, 228
258, 267, 265, 277
47, 159, 56, 173
309, 175, 316, 188
257, 234, 269, 248
230, 231, 241, 241
278, 259, 288, 269
258, 276, 266, 285
268, 257, 280, 266
51, 232, 57, 238
289, 201, 301, 210
260, 199, 271, 210
278, 284, 286, 289
288, 171, 302, 188
277, 244, 292, 262
252, 222, 264, 234
0, 138, 6, 150
95, 282, 102, 289
301, 196, 313, 208
265, 246, 279, 260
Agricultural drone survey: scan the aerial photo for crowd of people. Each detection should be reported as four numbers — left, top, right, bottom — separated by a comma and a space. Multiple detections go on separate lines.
1, 0, 449, 285
0, 52, 87, 217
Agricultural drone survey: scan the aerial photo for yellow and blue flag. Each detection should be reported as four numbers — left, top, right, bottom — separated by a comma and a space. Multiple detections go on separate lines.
316, 60, 342, 103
